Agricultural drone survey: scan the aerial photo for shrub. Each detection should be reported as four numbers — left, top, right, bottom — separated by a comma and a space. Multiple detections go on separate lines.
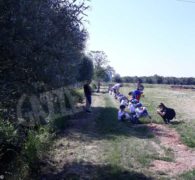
91, 83, 97, 90
70, 89, 84, 104
50, 116, 71, 132
23, 126, 52, 173
0, 119, 20, 174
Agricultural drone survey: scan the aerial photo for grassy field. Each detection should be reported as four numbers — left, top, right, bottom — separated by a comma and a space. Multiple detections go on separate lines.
94, 83, 195, 179
41, 84, 195, 180
95, 94, 175, 179
120, 83, 195, 148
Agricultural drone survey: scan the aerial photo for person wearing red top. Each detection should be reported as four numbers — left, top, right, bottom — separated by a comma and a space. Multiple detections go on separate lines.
128, 89, 143, 102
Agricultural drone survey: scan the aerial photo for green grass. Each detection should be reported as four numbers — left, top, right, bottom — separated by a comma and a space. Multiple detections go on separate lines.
35, 84, 195, 179
96, 95, 130, 137
121, 84, 195, 148
95, 93, 173, 178
177, 123, 195, 148
96, 95, 154, 139
120, 86, 163, 124
179, 170, 195, 180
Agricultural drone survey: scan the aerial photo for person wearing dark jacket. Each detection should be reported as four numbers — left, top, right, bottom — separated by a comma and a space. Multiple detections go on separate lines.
157, 103, 176, 124
83, 80, 92, 112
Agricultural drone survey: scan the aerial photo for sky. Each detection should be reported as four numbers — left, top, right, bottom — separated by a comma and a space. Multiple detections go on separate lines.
85, 0, 195, 77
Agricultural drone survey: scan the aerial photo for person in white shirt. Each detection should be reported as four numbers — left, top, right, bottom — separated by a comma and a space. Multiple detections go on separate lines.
135, 103, 151, 119
118, 105, 130, 121
120, 96, 129, 106
128, 100, 151, 121
111, 83, 123, 98
128, 99, 138, 114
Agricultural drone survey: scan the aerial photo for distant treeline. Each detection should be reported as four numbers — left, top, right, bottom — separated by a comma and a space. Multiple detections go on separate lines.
114, 75, 195, 85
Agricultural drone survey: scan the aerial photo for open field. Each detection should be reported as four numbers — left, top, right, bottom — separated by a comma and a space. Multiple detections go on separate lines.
40, 84, 195, 180
120, 83, 195, 148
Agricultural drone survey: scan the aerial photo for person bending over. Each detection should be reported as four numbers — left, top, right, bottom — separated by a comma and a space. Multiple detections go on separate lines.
157, 103, 176, 124
112, 83, 123, 98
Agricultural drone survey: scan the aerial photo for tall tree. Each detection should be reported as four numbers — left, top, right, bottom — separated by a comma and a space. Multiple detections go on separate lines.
0, 0, 89, 119
78, 55, 94, 82
89, 51, 109, 80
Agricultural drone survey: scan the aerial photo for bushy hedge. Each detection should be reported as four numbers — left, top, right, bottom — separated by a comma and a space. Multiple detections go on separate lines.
0, 0, 91, 177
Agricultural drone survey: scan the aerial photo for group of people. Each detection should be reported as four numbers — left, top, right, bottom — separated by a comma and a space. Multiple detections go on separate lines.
109, 82, 151, 124
83, 80, 176, 124
109, 81, 176, 124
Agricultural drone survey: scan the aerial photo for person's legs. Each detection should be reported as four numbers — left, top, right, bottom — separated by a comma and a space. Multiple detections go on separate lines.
120, 114, 126, 121
125, 113, 130, 120
167, 119, 171, 124
85, 95, 92, 112
114, 89, 117, 99
158, 113, 168, 124
129, 113, 138, 124
163, 117, 168, 124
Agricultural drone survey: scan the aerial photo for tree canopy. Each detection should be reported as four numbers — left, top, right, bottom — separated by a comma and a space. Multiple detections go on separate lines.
118, 75, 195, 85
0, 0, 90, 120
89, 51, 115, 81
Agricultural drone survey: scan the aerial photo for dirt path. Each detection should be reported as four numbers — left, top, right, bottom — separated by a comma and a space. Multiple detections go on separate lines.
41, 92, 106, 179
148, 123, 195, 176
40, 88, 195, 179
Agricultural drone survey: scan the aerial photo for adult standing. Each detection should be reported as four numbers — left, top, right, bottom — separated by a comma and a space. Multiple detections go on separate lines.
83, 80, 92, 113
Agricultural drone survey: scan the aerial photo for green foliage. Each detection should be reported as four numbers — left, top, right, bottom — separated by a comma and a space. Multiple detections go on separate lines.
178, 123, 195, 148
70, 89, 84, 103
90, 51, 109, 69
91, 83, 97, 90
0, 119, 19, 171
89, 51, 115, 82
0, 0, 90, 120
0, 116, 54, 178
50, 88, 84, 131
23, 126, 52, 171
121, 75, 195, 85
78, 56, 94, 82
94, 67, 107, 80
179, 170, 195, 180
0, 119, 17, 144
113, 74, 122, 83
0, 0, 88, 87
63, 88, 84, 110
50, 116, 70, 131
0, 0, 91, 177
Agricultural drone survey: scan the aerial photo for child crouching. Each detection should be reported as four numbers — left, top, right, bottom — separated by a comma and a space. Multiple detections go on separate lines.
157, 103, 176, 124
118, 105, 130, 121
135, 103, 151, 119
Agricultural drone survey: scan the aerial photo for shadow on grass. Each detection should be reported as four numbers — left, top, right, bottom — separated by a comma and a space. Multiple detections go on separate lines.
95, 106, 154, 140
41, 161, 154, 180
91, 93, 101, 96
170, 120, 184, 125
53, 104, 154, 142
100, 91, 109, 94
